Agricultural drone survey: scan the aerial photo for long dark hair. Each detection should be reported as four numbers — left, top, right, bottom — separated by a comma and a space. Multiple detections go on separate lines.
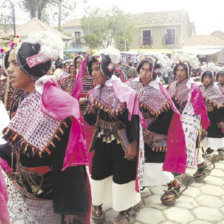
87, 56, 99, 76
173, 62, 191, 78
136, 58, 161, 80
201, 70, 214, 83
216, 70, 224, 81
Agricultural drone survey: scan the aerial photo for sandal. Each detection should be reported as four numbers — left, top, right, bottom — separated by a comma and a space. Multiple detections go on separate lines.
91, 204, 105, 224
113, 201, 144, 224
193, 162, 211, 182
161, 180, 180, 206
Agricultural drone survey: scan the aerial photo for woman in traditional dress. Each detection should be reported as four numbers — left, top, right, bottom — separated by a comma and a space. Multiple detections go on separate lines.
84, 47, 144, 224
200, 70, 224, 154
216, 70, 224, 94
167, 61, 210, 181
127, 57, 186, 206
0, 31, 91, 224
59, 55, 93, 114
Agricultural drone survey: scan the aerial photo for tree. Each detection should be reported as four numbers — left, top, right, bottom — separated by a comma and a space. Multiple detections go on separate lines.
22, 0, 52, 20
0, 0, 21, 35
46, 0, 78, 30
81, 7, 137, 50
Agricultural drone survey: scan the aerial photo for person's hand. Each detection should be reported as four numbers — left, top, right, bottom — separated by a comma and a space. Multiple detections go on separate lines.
79, 97, 87, 105
218, 122, 224, 129
201, 129, 207, 139
144, 130, 155, 145
125, 139, 137, 160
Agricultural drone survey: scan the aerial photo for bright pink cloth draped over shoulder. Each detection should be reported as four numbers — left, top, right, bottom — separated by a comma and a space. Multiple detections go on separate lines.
190, 83, 210, 130
41, 80, 88, 171
72, 55, 88, 100
0, 166, 10, 224
159, 83, 187, 174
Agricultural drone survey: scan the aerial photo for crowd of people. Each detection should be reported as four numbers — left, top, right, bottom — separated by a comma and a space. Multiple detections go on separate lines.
0, 31, 223, 224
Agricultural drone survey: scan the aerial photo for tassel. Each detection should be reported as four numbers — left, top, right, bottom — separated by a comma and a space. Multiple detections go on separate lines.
55, 135, 61, 141
12, 134, 18, 142
24, 144, 28, 152
59, 128, 64, 135
50, 141, 56, 148
45, 148, 51, 155
63, 121, 68, 128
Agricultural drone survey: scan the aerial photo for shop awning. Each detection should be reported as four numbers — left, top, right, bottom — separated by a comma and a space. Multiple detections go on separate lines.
175, 48, 223, 55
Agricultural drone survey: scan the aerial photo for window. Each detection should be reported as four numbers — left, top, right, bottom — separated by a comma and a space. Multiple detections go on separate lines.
75, 32, 81, 45
142, 30, 152, 45
165, 29, 175, 45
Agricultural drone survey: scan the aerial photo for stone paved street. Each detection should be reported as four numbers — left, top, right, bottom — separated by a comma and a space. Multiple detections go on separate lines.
91, 160, 224, 224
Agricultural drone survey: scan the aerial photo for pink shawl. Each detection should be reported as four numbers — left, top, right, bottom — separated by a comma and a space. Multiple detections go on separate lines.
0, 166, 10, 224
41, 81, 88, 170
190, 83, 210, 130
158, 83, 187, 174
72, 55, 88, 100
163, 80, 210, 173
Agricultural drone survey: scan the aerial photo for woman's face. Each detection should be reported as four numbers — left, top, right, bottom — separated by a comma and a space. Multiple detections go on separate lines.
69, 65, 75, 75
176, 65, 187, 83
7, 49, 34, 90
139, 62, 152, 85
91, 62, 106, 85
47, 68, 53, 76
203, 75, 212, 87
64, 63, 69, 71
218, 75, 224, 85
75, 57, 83, 70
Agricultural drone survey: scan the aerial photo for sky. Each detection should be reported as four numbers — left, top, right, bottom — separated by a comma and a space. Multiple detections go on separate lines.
2, 0, 223, 35
84, 0, 224, 35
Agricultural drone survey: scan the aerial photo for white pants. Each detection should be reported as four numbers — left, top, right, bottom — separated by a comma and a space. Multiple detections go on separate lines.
91, 176, 141, 212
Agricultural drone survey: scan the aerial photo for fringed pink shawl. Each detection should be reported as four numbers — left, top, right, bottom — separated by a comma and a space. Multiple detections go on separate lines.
156, 82, 187, 174
41, 80, 88, 170
164, 80, 210, 173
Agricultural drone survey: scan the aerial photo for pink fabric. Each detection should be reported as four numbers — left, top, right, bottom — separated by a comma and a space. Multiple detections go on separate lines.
0, 158, 11, 174
159, 83, 187, 174
26, 53, 51, 68
41, 81, 88, 170
0, 167, 10, 224
112, 79, 147, 128
190, 83, 210, 130
72, 55, 88, 100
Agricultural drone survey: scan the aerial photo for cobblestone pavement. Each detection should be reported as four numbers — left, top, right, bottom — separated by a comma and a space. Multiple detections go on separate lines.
91, 160, 224, 224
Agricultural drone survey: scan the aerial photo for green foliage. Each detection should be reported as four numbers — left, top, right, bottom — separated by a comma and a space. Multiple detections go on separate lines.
22, 0, 53, 20
65, 52, 74, 59
81, 7, 137, 50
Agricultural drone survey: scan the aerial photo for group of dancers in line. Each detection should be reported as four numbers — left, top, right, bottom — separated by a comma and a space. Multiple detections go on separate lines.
0, 31, 223, 224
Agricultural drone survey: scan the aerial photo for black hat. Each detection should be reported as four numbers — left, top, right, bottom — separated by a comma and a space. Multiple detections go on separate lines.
15, 31, 64, 80
17, 42, 52, 80
87, 47, 120, 79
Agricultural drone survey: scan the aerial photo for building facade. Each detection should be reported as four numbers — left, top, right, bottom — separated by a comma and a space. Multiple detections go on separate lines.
130, 10, 195, 49
63, 10, 195, 50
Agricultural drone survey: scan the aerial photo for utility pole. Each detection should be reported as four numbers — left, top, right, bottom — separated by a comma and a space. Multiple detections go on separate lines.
58, 0, 62, 30
4, 0, 16, 37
